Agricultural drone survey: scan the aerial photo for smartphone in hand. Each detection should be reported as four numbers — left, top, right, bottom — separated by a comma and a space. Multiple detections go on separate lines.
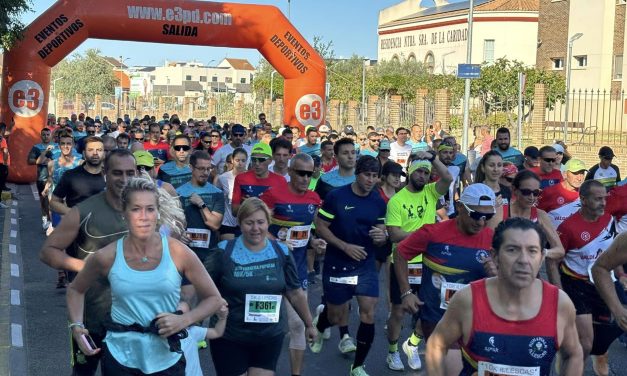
80, 334, 97, 351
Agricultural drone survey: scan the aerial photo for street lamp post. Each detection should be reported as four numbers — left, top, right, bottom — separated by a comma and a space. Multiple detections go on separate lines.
461, 0, 475, 155
362, 58, 368, 129
117, 55, 129, 119
564, 32, 583, 142
166, 77, 170, 96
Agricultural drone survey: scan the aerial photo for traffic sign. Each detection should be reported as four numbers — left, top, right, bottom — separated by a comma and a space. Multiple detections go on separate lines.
457, 64, 481, 79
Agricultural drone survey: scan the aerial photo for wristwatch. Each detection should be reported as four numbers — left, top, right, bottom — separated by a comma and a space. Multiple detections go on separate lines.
427, 151, 436, 162
199, 203, 207, 209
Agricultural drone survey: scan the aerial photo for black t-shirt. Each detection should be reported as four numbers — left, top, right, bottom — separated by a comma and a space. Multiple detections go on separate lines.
52, 165, 105, 207
27, 144, 49, 182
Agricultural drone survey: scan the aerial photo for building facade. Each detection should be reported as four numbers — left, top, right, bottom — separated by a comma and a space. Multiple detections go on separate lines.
377, 0, 539, 74
537, 0, 626, 92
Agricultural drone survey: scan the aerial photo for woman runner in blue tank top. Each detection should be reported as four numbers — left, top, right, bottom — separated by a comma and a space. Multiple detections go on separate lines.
66, 176, 224, 375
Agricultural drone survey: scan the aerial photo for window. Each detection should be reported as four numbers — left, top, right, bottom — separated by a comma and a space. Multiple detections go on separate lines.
407, 53, 416, 63
185, 75, 192, 81
225, 77, 233, 83
240, 77, 246, 84
618, 0, 627, 5
551, 58, 564, 69
212, 76, 218, 82
424, 52, 435, 74
574, 55, 587, 68
200, 76, 207, 82
483, 39, 495, 63
614, 55, 623, 79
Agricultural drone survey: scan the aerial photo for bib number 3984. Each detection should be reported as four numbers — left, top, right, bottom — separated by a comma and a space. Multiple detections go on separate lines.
245, 294, 282, 323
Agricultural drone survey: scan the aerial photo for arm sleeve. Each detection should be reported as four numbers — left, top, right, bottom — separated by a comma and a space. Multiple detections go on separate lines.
397, 225, 431, 260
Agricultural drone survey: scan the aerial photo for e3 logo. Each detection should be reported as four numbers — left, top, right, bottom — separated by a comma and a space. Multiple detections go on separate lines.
9, 80, 44, 118
295, 94, 324, 127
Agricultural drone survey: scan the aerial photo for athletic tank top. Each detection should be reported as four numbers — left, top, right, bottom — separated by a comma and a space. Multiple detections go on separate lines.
106, 235, 182, 374
69, 192, 128, 336
52, 156, 81, 185
460, 279, 559, 376
502, 204, 539, 222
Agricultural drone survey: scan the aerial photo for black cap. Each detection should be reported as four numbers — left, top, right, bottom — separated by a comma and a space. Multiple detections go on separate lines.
343, 125, 355, 135
599, 146, 615, 158
381, 161, 407, 177
524, 146, 539, 158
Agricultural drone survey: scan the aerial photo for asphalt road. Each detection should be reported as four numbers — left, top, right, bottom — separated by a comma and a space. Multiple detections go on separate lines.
3, 183, 627, 375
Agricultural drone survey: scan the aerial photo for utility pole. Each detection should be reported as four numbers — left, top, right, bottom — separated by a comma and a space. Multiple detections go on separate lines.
461, 0, 474, 155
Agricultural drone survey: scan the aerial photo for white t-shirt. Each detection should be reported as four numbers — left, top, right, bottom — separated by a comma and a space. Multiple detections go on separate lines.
390, 141, 412, 168
212, 143, 252, 174
216, 171, 238, 227
181, 326, 208, 376
269, 164, 291, 182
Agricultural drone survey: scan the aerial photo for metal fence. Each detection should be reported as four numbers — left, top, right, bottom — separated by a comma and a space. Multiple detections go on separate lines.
545, 89, 627, 146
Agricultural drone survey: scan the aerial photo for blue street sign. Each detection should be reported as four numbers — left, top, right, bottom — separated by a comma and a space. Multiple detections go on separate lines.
457, 64, 481, 79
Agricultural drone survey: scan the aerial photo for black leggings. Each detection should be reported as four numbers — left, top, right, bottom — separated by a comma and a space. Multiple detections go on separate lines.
0, 164, 8, 190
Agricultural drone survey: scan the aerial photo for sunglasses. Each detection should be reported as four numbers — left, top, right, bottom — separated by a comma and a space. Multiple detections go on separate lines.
602, 156, 614, 160
504, 176, 515, 183
173, 145, 191, 151
202, 139, 211, 143
462, 202, 495, 222
359, 138, 367, 142
251, 156, 269, 164
134, 137, 144, 141
293, 169, 314, 177
137, 166, 153, 172
232, 133, 245, 138
542, 158, 556, 163
369, 139, 380, 142
519, 188, 542, 197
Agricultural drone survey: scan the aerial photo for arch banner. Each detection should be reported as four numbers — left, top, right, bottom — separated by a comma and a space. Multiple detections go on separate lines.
1, 0, 326, 182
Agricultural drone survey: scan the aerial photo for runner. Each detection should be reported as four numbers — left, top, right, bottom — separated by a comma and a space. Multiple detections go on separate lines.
215, 147, 248, 241
157, 135, 192, 188
585, 146, 621, 190
66, 176, 224, 376
377, 140, 391, 167
261, 153, 325, 376
315, 138, 356, 200
385, 153, 452, 371
39, 149, 138, 375
552, 179, 618, 370
530, 145, 564, 189
396, 183, 498, 374
27, 128, 56, 230
176, 151, 225, 273
310, 156, 388, 376
474, 150, 511, 205
298, 127, 321, 157
389, 127, 412, 168
210, 198, 316, 376
143, 122, 169, 168
132, 151, 177, 197
494, 127, 524, 170
269, 137, 292, 182
232, 142, 287, 216
212, 124, 251, 174
537, 159, 586, 228
359, 132, 380, 158
426, 218, 583, 375
320, 140, 337, 173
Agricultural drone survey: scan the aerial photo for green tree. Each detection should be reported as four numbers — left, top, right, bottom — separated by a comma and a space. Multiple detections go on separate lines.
0, 0, 32, 50
52, 49, 119, 113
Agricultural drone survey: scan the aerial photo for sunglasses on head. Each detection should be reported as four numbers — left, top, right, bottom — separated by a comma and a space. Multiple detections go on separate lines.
173, 145, 191, 151
293, 169, 314, 177
519, 188, 542, 197
251, 156, 269, 164
462, 202, 495, 222
542, 158, 556, 163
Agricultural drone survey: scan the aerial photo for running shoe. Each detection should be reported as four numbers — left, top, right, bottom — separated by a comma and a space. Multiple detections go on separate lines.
314, 304, 331, 340
350, 365, 369, 376
42, 217, 51, 231
197, 340, 207, 349
402, 338, 422, 370
338, 334, 357, 353
309, 331, 324, 353
386, 351, 405, 371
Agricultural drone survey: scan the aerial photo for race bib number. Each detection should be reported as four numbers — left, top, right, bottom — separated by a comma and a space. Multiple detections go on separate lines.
287, 225, 312, 248
477, 361, 540, 376
408, 264, 423, 285
244, 294, 282, 323
440, 282, 466, 310
587, 264, 616, 285
187, 228, 210, 248
329, 276, 358, 285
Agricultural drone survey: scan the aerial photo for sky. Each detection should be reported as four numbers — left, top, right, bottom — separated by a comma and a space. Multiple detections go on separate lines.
22, 0, 463, 68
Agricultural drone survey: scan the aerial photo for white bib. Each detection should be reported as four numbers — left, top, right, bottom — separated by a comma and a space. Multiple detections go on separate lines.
187, 228, 210, 248
408, 263, 423, 285
477, 361, 540, 376
329, 275, 358, 285
439, 282, 466, 310
244, 294, 282, 323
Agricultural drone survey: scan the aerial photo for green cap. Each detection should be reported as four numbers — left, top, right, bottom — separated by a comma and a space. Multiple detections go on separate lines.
251, 142, 272, 158
133, 150, 154, 168
565, 159, 587, 173
408, 160, 432, 175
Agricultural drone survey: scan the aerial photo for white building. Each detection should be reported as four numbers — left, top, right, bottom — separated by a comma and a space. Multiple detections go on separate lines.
377, 0, 539, 73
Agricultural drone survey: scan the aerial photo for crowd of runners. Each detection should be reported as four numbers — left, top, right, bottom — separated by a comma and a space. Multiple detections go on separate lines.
4, 110, 623, 375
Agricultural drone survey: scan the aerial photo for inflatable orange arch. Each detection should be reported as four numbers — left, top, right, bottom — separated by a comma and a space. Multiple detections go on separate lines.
1, 0, 326, 183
